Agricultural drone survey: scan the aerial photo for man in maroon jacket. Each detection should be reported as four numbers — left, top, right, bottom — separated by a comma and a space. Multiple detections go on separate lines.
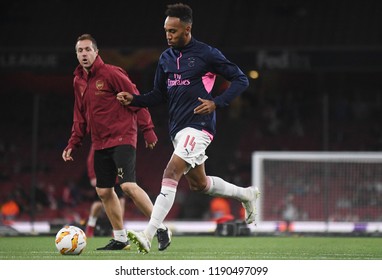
62, 34, 170, 250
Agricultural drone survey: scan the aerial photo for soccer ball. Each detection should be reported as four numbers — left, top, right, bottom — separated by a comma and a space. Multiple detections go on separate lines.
55, 225, 87, 255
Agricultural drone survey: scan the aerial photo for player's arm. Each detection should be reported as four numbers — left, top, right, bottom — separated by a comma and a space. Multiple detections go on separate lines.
111, 67, 159, 149
117, 88, 164, 106
112, 67, 140, 108
136, 108, 158, 149
62, 80, 87, 161
208, 48, 249, 108
117, 90, 135, 105
62, 118, 86, 161
117, 62, 167, 107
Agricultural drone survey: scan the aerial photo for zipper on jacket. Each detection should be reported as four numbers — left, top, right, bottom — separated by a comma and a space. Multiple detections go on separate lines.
176, 52, 182, 70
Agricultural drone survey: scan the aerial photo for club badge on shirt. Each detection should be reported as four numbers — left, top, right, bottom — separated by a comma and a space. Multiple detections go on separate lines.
95, 80, 105, 95
96, 80, 104, 90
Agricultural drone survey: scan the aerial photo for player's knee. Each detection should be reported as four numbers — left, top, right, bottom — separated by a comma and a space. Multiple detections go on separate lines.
96, 188, 112, 200
188, 180, 207, 192
120, 182, 138, 198
163, 161, 183, 181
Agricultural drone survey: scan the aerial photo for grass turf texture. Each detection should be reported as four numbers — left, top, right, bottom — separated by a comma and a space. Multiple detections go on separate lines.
0, 236, 381, 260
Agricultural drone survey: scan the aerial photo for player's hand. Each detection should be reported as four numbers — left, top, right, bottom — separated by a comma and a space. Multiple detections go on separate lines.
194, 97, 216, 115
62, 148, 74, 161
145, 140, 157, 150
144, 130, 158, 150
117, 91, 133, 106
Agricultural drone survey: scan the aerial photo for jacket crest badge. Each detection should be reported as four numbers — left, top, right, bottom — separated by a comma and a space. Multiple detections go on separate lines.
96, 80, 104, 90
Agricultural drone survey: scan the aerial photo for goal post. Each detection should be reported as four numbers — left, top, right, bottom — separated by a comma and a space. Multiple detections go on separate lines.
252, 152, 382, 225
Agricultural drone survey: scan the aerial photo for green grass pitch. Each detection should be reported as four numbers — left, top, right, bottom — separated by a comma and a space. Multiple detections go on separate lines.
0, 235, 381, 260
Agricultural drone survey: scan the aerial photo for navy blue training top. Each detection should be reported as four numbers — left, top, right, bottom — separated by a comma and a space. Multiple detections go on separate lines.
131, 37, 249, 139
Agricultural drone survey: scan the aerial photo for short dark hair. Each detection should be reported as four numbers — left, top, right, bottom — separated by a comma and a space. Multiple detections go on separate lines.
165, 3, 193, 24
76, 33, 98, 51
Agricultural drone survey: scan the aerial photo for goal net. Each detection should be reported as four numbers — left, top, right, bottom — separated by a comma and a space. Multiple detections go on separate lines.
252, 152, 382, 224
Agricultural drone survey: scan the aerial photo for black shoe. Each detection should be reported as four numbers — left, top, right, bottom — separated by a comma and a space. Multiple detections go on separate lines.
157, 227, 172, 251
96, 239, 130, 250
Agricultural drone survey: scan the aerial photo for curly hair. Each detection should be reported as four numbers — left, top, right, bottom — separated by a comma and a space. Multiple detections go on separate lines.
165, 3, 193, 24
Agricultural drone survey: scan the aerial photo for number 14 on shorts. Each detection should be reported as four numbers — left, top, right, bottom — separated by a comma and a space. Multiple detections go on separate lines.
183, 135, 196, 151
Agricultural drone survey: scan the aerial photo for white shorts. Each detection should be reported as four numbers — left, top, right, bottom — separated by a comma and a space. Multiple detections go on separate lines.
172, 127, 213, 174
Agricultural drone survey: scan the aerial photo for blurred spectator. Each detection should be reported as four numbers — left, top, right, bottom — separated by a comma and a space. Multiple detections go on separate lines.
34, 182, 50, 211
210, 197, 234, 222
277, 193, 299, 232
46, 184, 58, 210
336, 195, 352, 209
61, 180, 80, 207
1, 195, 20, 222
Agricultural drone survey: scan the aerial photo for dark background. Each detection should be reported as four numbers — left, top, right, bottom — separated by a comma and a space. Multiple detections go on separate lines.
1, 0, 381, 221
2, 0, 382, 48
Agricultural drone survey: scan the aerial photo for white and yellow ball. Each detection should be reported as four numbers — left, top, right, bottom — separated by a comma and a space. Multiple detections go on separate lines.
55, 225, 87, 255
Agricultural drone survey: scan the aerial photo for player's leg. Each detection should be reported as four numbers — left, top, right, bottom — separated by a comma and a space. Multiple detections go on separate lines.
179, 128, 260, 224
95, 187, 130, 250
120, 181, 171, 250
137, 127, 207, 248
85, 200, 103, 237
187, 166, 260, 224
113, 145, 153, 218
114, 184, 126, 216
113, 144, 171, 252
113, 146, 170, 223
201, 174, 260, 225
95, 187, 123, 231
118, 198, 126, 218
120, 182, 152, 218
128, 153, 185, 253
94, 148, 130, 250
